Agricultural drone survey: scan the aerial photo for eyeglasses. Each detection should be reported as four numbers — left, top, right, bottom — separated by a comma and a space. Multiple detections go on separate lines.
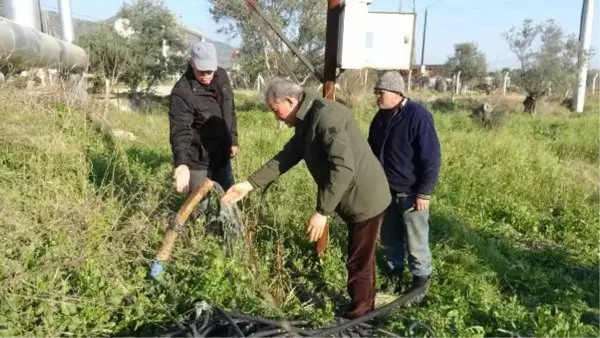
196, 70, 214, 76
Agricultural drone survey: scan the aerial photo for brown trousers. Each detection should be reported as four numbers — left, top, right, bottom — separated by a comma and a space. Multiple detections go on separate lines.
345, 211, 384, 318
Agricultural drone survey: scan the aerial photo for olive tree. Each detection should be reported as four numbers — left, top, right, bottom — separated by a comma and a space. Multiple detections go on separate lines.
117, 0, 188, 99
76, 23, 132, 104
444, 42, 488, 86
503, 19, 591, 113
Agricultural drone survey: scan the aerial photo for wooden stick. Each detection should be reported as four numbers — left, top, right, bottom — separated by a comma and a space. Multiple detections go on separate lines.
155, 179, 215, 262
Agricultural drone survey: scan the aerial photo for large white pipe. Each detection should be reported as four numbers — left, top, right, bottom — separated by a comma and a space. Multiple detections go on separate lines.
3, 0, 42, 31
0, 17, 87, 72
57, 0, 74, 43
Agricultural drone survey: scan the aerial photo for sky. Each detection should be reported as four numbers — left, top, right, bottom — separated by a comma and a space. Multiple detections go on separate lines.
55, 0, 600, 71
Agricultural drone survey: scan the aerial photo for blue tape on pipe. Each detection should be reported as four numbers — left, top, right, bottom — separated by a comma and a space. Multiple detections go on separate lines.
149, 259, 165, 279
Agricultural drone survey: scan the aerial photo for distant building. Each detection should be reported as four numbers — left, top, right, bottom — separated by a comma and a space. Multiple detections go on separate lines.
411, 64, 446, 77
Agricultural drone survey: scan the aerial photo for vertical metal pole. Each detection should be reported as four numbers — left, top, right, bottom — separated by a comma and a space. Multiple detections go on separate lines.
37, 0, 46, 33
317, 0, 341, 259
58, 0, 74, 43
322, 0, 340, 100
4, 0, 42, 31
572, 0, 595, 112
419, 8, 428, 75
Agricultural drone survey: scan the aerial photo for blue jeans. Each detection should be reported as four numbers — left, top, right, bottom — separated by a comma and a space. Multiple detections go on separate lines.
189, 160, 235, 215
380, 194, 432, 278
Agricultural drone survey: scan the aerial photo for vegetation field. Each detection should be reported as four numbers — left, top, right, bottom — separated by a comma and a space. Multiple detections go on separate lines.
1, 86, 598, 337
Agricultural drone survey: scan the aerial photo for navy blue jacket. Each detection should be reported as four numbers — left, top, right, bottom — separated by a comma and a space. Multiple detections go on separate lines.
368, 99, 441, 197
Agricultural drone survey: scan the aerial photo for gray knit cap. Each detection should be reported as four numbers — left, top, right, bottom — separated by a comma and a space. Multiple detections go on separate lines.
375, 71, 405, 94
190, 40, 218, 71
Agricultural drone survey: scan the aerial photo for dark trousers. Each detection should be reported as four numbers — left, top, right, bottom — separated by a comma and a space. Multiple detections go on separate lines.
345, 211, 385, 318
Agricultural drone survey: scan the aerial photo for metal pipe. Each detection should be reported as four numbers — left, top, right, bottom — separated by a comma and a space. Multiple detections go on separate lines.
3, 0, 42, 31
314, 0, 342, 260
185, 26, 204, 39
0, 17, 88, 72
57, 0, 74, 43
419, 8, 428, 75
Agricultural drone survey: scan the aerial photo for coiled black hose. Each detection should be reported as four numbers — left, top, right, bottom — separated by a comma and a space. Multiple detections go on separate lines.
309, 284, 426, 337
161, 284, 428, 337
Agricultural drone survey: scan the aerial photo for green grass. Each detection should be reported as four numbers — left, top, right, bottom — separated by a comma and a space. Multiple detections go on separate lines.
1, 87, 598, 337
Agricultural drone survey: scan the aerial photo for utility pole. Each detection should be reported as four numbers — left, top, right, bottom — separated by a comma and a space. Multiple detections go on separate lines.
572, 0, 595, 113
322, 0, 341, 100
316, 0, 341, 259
419, 0, 444, 76
419, 8, 428, 75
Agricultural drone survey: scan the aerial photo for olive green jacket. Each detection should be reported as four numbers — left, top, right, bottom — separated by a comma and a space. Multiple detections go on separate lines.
248, 92, 391, 223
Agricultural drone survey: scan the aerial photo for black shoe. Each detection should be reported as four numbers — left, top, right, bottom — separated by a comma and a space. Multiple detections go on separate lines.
412, 275, 430, 288
407, 275, 430, 305
380, 268, 404, 294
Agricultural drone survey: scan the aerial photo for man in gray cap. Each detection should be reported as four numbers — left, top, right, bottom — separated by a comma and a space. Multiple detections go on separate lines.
169, 39, 238, 215
367, 71, 441, 303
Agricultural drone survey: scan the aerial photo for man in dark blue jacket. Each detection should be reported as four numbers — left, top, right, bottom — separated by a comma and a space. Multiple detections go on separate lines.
367, 71, 441, 301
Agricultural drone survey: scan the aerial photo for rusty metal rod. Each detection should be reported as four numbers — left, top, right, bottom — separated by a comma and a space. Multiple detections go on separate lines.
246, 0, 324, 83
315, 0, 342, 258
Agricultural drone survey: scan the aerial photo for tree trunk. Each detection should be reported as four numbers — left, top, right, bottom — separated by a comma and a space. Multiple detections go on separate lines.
103, 78, 111, 118
523, 95, 536, 114
104, 78, 111, 101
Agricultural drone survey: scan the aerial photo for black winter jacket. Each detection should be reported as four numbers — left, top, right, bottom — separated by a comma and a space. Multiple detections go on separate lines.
169, 65, 237, 170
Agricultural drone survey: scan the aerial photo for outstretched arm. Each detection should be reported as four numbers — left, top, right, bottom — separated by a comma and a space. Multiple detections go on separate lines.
221, 131, 304, 204
248, 131, 304, 189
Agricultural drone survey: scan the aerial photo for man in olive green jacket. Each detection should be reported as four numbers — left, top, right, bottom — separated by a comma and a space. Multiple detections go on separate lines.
221, 77, 391, 318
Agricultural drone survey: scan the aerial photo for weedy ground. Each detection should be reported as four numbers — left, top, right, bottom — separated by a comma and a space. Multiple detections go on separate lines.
0, 85, 598, 337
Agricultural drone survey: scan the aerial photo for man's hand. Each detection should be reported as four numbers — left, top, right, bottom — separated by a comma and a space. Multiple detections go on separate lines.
413, 197, 430, 211
173, 165, 190, 194
221, 181, 253, 204
306, 211, 328, 242
230, 146, 239, 157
